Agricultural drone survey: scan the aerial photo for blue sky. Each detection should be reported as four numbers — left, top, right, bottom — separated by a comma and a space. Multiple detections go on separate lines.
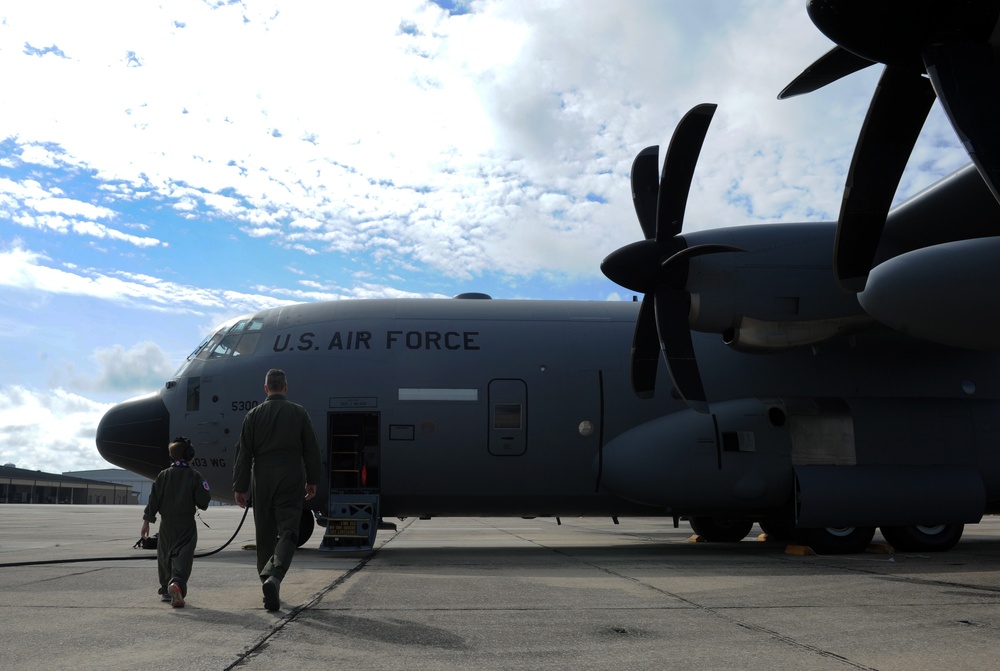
0, 0, 970, 472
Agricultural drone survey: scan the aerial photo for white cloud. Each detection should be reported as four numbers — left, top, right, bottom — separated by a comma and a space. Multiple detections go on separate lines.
0, 176, 166, 248
0, 385, 112, 472
0, 0, 972, 291
91, 341, 177, 394
27, 196, 116, 220
0, 242, 295, 314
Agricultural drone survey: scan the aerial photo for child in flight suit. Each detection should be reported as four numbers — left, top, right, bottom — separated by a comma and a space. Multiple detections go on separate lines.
140, 437, 212, 607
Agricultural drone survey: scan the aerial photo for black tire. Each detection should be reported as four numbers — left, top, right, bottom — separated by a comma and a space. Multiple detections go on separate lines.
297, 510, 315, 547
879, 524, 964, 552
758, 516, 795, 541
794, 526, 875, 554
689, 517, 754, 543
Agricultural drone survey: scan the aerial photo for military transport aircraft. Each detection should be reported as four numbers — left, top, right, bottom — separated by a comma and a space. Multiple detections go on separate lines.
96, 0, 1000, 555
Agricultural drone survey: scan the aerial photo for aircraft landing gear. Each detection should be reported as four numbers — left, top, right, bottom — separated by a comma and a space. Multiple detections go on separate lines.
879, 524, 964, 552
758, 516, 795, 542
794, 526, 875, 554
297, 509, 315, 548
688, 517, 754, 542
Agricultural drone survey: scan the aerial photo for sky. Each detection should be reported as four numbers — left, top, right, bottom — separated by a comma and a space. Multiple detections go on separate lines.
0, 0, 971, 474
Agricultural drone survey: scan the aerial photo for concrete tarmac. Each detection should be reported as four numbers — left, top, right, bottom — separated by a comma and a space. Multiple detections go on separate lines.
2, 505, 1000, 670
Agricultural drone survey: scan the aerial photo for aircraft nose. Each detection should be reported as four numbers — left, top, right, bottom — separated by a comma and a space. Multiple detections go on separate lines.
95, 393, 170, 479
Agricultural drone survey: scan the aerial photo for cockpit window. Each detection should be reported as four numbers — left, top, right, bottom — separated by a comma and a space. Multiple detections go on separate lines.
187, 334, 211, 359
196, 317, 266, 360
196, 333, 225, 361
173, 315, 265, 375
234, 333, 261, 356
231, 318, 264, 356
209, 334, 241, 359
174, 334, 212, 376
229, 319, 250, 334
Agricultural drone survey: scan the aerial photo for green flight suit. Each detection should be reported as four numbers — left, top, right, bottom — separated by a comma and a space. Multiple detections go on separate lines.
143, 463, 212, 596
233, 394, 322, 582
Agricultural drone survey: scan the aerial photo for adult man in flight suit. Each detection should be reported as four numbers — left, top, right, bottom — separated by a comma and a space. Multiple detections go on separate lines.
234, 368, 322, 611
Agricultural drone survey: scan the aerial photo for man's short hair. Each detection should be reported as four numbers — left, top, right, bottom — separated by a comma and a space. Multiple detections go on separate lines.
265, 368, 287, 393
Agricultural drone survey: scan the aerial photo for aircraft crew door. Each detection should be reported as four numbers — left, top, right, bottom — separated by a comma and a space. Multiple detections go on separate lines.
323, 412, 380, 551
328, 412, 380, 491
488, 379, 527, 456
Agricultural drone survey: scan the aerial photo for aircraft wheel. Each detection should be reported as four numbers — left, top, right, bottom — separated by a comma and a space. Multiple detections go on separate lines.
794, 526, 875, 554
758, 517, 795, 541
297, 510, 315, 547
879, 524, 964, 552
689, 517, 754, 542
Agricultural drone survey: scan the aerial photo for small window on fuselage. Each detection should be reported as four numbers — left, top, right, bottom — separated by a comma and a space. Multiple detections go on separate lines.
494, 403, 522, 430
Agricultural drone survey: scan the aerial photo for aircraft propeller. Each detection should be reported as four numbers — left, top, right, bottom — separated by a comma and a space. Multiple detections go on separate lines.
779, 0, 1000, 292
601, 104, 742, 413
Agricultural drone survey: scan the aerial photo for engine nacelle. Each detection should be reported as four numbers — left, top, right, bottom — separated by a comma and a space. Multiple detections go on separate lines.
859, 236, 1000, 351
683, 228, 870, 352
721, 314, 873, 352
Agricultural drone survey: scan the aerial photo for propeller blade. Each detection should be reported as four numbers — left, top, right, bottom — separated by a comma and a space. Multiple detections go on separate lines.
923, 41, 1000, 206
653, 243, 744, 411
604, 103, 725, 405
655, 103, 717, 242
654, 288, 709, 414
630, 294, 659, 399
660, 243, 747, 269
834, 65, 935, 292
631, 146, 660, 240
778, 46, 876, 99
